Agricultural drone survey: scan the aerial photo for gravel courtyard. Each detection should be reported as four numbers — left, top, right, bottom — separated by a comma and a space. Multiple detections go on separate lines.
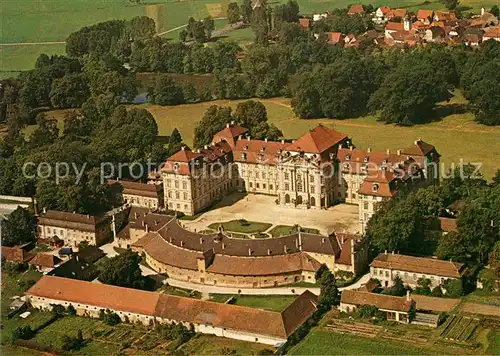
181, 193, 360, 235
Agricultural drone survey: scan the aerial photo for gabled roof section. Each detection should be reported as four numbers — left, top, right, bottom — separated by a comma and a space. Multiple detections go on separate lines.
401, 139, 436, 156
165, 149, 202, 163
341, 290, 413, 312
347, 4, 365, 14
212, 124, 248, 148
28, 253, 62, 268
286, 125, 348, 154
417, 9, 434, 20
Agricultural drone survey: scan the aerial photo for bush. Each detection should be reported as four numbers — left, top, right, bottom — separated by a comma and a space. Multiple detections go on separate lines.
51, 304, 66, 317
443, 278, 464, 297
431, 286, 443, 297
61, 329, 84, 351
12, 326, 35, 341
99, 309, 121, 325
66, 304, 77, 316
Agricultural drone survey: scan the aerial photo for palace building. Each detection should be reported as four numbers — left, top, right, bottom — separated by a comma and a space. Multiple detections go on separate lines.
162, 124, 440, 231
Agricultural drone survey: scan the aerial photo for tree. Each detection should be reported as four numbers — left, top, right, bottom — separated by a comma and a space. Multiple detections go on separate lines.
179, 29, 188, 42
443, 278, 463, 297
369, 59, 451, 125
440, 0, 459, 10
490, 5, 500, 17
61, 330, 84, 351
233, 100, 267, 128
292, 75, 322, 119
51, 304, 66, 317
414, 278, 432, 295
98, 249, 147, 289
319, 271, 339, 308
193, 105, 232, 148
315, 264, 330, 282
99, 309, 121, 325
382, 276, 406, 296
150, 75, 184, 106
12, 326, 34, 341
227, 2, 241, 24
241, 0, 253, 23
203, 16, 215, 40
180, 82, 198, 103
50, 73, 90, 108
167, 128, 183, 157
1, 207, 36, 247
29, 113, 59, 148
431, 286, 443, 297
67, 304, 77, 316
63, 110, 88, 138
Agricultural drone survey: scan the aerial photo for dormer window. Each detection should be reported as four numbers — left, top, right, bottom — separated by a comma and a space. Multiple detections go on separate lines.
260, 146, 265, 153
364, 156, 369, 163
244, 145, 248, 151
345, 154, 351, 161
372, 183, 379, 192
241, 153, 247, 161
173, 163, 179, 171
343, 163, 350, 170
382, 159, 387, 165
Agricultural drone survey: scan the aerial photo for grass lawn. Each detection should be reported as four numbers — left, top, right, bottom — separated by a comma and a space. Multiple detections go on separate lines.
0, 44, 66, 72
161, 284, 202, 299
269, 225, 320, 237
486, 329, 500, 355
209, 294, 296, 312
179, 334, 274, 355
289, 330, 433, 355
207, 219, 272, 234
462, 290, 500, 306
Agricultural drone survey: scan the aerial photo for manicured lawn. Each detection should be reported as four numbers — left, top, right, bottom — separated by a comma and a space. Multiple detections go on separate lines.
161, 284, 202, 299
486, 329, 500, 355
269, 225, 320, 237
289, 330, 432, 355
179, 334, 273, 355
209, 294, 296, 312
207, 219, 272, 234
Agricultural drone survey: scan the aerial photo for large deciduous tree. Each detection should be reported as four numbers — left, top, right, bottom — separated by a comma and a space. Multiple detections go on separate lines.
1, 207, 36, 247
193, 105, 232, 148
98, 249, 146, 289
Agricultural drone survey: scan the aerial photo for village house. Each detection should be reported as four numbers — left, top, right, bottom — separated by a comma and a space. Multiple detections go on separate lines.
347, 4, 365, 15
37, 210, 112, 249
1, 245, 31, 263
124, 214, 369, 287
416, 9, 434, 25
483, 27, 500, 41
373, 6, 391, 23
340, 289, 415, 323
109, 180, 164, 210
370, 252, 465, 288
26, 276, 318, 347
313, 12, 328, 22
298, 17, 312, 30
28, 253, 62, 272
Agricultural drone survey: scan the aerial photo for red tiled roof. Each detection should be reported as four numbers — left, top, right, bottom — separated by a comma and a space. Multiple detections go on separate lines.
286, 125, 347, 154
385, 22, 405, 32
434, 11, 457, 22
387, 8, 407, 18
28, 253, 62, 268
326, 32, 343, 44
413, 20, 430, 30
212, 125, 248, 148
370, 253, 464, 278
417, 9, 434, 20
341, 290, 414, 312
358, 170, 398, 197
299, 18, 312, 29
166, 149, 201, 163
1, 246, 27, 262
26, 275, 160, 315
348, 4, 365, 14
338, 147, 405, 174
401, 139, 436, 156
233, 139, 288, 165
484, 27, 500, 38
378, 6, 391, 15
412, 294, 459, 312
438, 217, 458, 233
38, 211, 109, 232
109, 180, 162, 199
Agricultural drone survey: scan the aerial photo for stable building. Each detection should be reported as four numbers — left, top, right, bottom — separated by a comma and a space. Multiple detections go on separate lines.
109, 180, 164, 210
340, 289, 415, 323
37, 210, 111, 249
370, 252, 465, 288
26, 276, 318, 347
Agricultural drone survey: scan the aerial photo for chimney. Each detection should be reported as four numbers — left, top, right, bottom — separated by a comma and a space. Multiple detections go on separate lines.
283, 245, 287, 254
415, 138, 422, 145
248, 248, 252, 256
247, 136, 250, 141
397, 149, 401, 155
341, 235, 344, 244
181, 146, 185, 151
481, 7, 485, 15
392, 251, 395, 255
386, 149, 390, 154
145, 223, 149, 233
349, 146, 353, 151
134, 212, 138, 219
231, 120, 235, 125
385, 249, 387, 254
339, 144, 343, 149
281, 139, 285, 144
204, 145, 208, 150
238, 135, 242, 141
367, 147, 372, 153
406, 290, 411, 301
265, 138, 268, 142
321, 238, 325, 244
200, 237, 203, 244
222, 243, 225, 249
267, 249, 271, 255
295, 239, 299, 249
226, 123, 230, 128
180, 241, 184, 247
141, 220, 145, 226
43, 207, 47, 214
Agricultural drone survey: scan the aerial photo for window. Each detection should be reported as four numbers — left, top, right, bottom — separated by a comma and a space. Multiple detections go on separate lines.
263, 184, 266, 189
351, 193, 357, 199
176, 203, 180, 209
167, 180, 171, 187
183, 182, 187, 189
249, 182, 253, 188
168, 191, 172, 198
262, 172, 266, 179
184, 205, 188, 210
256, 183, 260, 188
309, 175, 314, 182
310, 186, 315, 194
175, 181, 179, 188
385, 271, 389, 277
183, 192, 187, 200
270, 184, 273, 190
363, 202, 369, 210
285, 183, 290, 190
284, 172, 290, 180
175, 192, 180, 199
379, 270, 383, 276
297, 181, 303, 192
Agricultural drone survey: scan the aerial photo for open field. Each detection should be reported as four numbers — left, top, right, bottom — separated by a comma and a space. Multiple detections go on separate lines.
0, 43, 67, 72
179, 334, 273, 355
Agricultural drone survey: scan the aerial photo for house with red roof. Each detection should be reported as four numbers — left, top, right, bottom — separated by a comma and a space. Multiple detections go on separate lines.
326, 32, 344, 45
417, 9, 434, 25
347, 4, 365, 15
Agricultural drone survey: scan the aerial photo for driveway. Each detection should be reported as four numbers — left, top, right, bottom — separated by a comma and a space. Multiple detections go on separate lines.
165, 273, 370, 297
182, 193, 360, 235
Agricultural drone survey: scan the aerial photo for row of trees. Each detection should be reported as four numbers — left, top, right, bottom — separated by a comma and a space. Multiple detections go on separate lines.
366, 166, 500, 265
179, 16, 215, 43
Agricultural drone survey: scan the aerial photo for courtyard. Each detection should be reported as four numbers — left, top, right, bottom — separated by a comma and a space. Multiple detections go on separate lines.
181, 193, 360, 236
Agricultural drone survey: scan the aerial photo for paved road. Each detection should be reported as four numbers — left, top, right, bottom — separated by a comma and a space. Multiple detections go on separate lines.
165, 272, 371, 297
